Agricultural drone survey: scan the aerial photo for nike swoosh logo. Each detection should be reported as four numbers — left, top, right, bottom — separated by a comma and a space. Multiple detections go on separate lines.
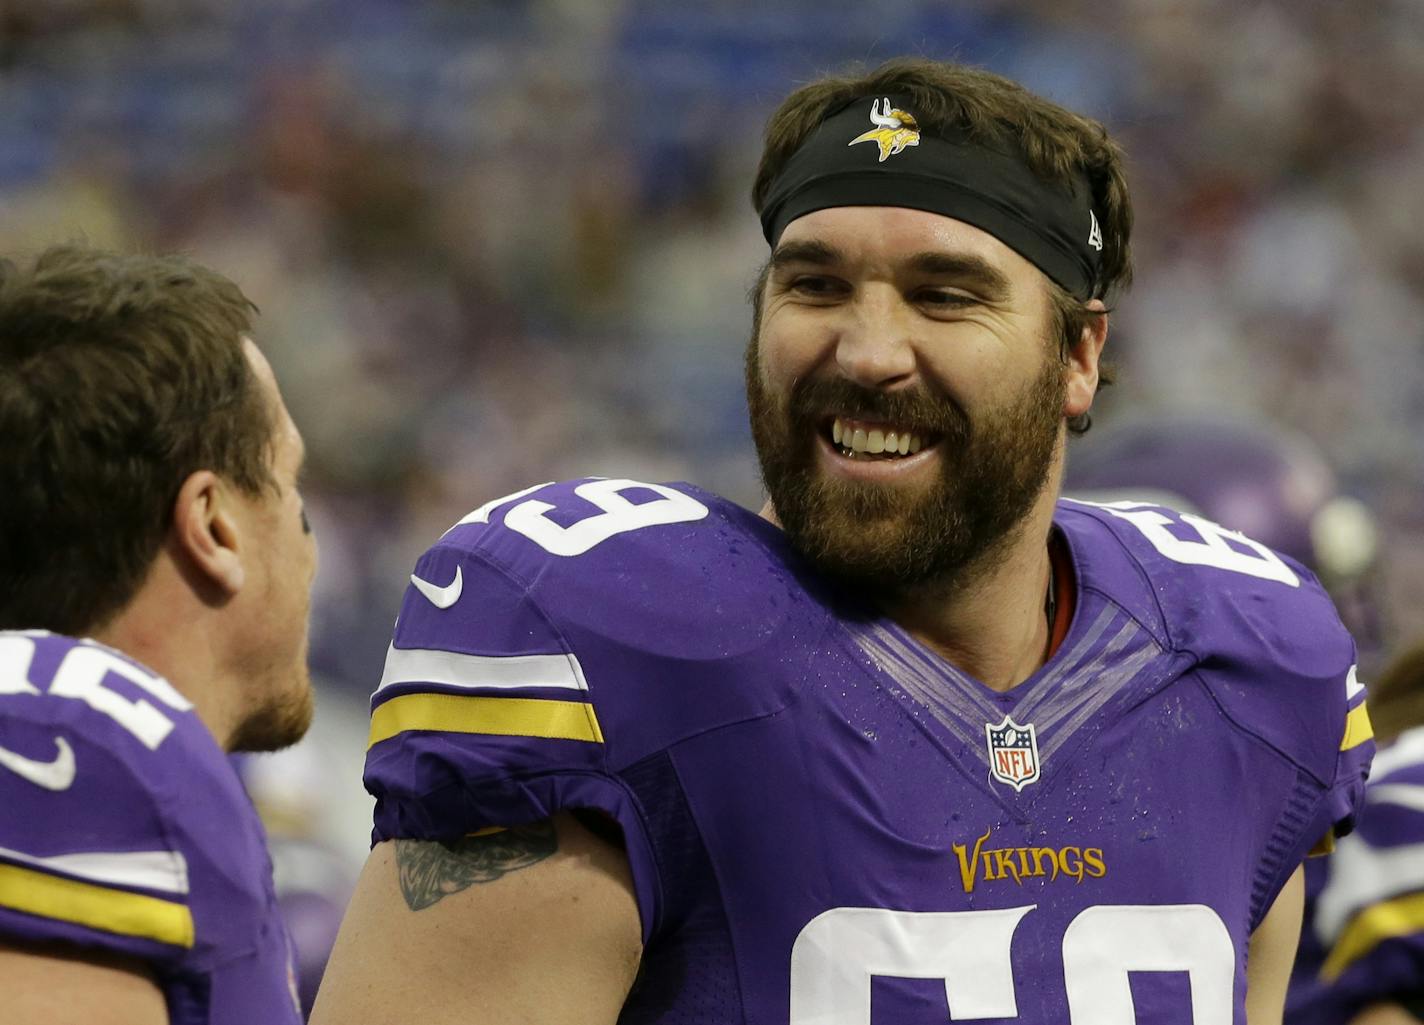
0, 736, 77, 791
410, 566, 463, 610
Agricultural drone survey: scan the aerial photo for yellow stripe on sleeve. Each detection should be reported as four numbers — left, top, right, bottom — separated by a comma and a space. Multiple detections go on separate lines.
1341, 702, 1374, 751
1322, 891, 1424, 980
368, 692, 605, 749
0, 862, 193, 948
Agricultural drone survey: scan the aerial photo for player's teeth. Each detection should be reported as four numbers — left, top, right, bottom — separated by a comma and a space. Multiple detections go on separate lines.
831, 420, 929, 457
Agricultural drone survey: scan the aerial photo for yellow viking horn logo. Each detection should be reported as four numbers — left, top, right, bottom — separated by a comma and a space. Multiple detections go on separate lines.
849, 97, 921, 162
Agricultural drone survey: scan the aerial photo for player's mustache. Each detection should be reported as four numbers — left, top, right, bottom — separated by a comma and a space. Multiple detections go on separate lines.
788, 376, 970, 441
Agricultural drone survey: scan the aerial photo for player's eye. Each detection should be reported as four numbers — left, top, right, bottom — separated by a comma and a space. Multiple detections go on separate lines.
916, 288, 976, 309
300, 507, 312, 535
791, 275, 848, 299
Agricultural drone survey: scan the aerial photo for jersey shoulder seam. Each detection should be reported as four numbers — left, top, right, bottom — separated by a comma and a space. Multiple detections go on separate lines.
1188, 668, 1331, 785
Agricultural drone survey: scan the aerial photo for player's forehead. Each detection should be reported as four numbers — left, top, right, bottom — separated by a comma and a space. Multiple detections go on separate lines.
774, 206, 1042, 291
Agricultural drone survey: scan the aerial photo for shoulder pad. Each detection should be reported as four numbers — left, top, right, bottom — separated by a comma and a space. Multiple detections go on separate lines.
1059, 500, 1365, 784
379, 479, 812, 764
437, 478, 808, 653
0, 632, 271, 967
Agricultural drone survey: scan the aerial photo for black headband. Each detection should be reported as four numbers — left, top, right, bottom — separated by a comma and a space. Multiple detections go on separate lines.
759, 95, 1105, 300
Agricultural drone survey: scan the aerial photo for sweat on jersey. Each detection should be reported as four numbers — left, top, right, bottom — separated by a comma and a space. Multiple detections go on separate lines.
365, 478, 1372, 1025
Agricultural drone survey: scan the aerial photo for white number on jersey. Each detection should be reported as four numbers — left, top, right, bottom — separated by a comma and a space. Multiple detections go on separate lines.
0, 633, 191, 750
450, 479, 710, 557
1071, 500, 1300, 586
790, 903, 1234, 1023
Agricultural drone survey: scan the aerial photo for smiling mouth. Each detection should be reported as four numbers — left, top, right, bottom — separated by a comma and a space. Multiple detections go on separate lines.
825, 416, 939, 460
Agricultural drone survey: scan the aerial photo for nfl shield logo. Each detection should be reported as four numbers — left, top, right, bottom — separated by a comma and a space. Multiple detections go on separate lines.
986, 715, 1041, 791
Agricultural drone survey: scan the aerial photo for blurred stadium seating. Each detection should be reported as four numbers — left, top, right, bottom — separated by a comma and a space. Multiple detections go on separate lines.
3, 0, 1420, 778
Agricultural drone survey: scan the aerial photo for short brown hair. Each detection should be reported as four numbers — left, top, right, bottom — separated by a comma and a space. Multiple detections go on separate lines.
751, 58, 1132, 433
754, 57, 1133, 296
0, 244, 271, 634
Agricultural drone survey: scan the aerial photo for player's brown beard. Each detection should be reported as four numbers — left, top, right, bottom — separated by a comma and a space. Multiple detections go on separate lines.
745, 333, 1065, 600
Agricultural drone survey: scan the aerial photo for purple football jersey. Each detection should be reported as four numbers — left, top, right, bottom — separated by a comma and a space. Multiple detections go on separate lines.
0, 632, 302, 1024
365, 479, 1372, 1025
1287, 726, 1424, 1024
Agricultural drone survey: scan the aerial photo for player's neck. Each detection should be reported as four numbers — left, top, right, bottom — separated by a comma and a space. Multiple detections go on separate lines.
91, 556, 247, 751
885, 495, 1059, 694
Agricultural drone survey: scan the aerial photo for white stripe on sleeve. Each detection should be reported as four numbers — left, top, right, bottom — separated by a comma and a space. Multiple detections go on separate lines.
374, 645, 589, 697
0, 844, 190, 895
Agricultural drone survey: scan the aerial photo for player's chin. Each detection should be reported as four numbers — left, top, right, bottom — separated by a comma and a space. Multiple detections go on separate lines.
229, 675, 315, 753
813, 427, 941, 484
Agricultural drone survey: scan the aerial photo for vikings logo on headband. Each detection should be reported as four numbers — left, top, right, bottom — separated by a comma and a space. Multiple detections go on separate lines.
759, 94, 1106, 299
848, 98, 921, 162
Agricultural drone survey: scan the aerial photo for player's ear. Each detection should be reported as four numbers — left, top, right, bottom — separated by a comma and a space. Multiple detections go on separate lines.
1062, 299, 1108, 420
170, 470, 245, 599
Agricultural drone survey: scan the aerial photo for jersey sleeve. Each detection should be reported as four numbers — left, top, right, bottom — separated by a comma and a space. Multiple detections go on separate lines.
0, 703, 196, 968
1186, 562, 1373, 918
1315, 663, 1374, 850
364, 540, 662, 938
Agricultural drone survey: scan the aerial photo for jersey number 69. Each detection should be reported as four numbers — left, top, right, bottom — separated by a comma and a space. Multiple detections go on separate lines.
790, 903, 1233, 1023
452, 479, 710, 557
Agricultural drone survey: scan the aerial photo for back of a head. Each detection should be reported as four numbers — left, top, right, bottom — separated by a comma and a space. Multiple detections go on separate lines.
0, 244, 271, 636
753, 57, 1134, 302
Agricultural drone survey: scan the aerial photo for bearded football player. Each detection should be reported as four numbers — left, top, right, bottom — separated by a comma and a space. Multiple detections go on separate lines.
314, 58, 1372, 1025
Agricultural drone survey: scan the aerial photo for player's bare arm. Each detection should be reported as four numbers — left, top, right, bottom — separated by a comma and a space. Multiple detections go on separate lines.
0, 941, 168, 1025
311, 811, 641, 1025
1246, 865, 1306, 1025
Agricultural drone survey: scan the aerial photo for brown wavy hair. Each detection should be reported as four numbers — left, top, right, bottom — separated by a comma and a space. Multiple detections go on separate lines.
0, 244, 271, 634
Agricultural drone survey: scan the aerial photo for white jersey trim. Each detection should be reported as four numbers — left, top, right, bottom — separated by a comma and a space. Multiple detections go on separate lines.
0, 844, 190, 896
374, 644, 589, 697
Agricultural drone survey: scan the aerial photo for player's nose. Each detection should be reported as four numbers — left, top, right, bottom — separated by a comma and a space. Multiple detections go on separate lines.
833, 289, 918, 390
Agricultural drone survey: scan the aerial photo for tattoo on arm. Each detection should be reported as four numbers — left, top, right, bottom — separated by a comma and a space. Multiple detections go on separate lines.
394, 823, 558, 911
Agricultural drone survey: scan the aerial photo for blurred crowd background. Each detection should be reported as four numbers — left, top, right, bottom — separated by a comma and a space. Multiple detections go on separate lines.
3, 0, 1422, 875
